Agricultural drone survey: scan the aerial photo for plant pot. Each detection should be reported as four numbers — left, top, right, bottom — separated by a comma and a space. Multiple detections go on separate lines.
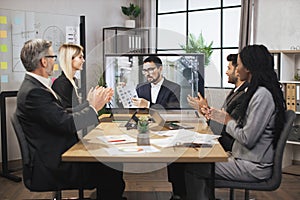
137, 120, 150, 145
125, 20, 135, 28
137, 132, 150, 146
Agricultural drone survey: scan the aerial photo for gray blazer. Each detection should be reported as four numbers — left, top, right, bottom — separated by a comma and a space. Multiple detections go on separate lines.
226, 87, 276, 163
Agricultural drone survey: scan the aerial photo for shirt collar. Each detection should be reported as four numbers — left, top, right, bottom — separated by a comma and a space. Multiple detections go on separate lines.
151, 77, 164, 88
26, 72, 51, 88
234, 82, 249, 93
26, 72, 58, 99
26, 72, 52, 88
233, 84, 241, 93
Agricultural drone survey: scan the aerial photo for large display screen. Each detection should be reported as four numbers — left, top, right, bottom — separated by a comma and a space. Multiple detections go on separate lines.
104, 53, 204, 111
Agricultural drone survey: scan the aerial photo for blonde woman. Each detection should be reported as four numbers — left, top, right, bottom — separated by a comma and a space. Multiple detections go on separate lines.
52, 43, 85, 108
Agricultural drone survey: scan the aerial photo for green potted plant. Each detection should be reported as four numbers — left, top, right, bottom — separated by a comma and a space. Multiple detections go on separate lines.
180, 32, 213, 66
121, 3, 141, 28
137, 116, 149, 133
137, 116, 150, 145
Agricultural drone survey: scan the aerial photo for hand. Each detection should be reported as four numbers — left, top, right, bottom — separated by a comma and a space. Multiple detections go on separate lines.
187, 92, 209, 113
87, 86, 97, 103
208, 108, 232, 125
87, 86, 114, 111
132, 97, 149, 108
200, 107, 211, 120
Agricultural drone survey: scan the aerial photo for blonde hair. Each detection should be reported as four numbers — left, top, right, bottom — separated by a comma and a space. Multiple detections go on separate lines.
58, 43, 83, 97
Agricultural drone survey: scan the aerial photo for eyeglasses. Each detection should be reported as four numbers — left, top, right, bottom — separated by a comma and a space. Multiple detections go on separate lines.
142, 67, 157, 74
45, 55, 57, 61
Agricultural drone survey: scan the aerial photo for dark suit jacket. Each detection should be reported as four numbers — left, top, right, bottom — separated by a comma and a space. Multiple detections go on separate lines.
16, 74, 99, 190
52, 72, 80, 108
210, 81, 249, 151
222, 81, 249, 120
136, 78, 181, 109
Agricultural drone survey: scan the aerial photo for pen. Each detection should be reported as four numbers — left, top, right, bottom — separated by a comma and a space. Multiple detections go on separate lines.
108, 139, 126, 142
195, 111, 200, 118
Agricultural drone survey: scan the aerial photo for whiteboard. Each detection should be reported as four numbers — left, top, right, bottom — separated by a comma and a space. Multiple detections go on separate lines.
0, 8, 80, 91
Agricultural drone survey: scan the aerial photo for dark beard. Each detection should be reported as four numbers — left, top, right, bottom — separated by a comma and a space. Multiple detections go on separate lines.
148, 74, 161, 84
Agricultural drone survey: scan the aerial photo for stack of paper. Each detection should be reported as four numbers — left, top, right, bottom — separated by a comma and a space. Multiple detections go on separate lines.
151, 129, 219, 148
97, 134, 136, 145
104, 146, 160, 155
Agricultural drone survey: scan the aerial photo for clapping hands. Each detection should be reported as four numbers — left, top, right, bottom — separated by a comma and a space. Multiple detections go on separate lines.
87, 86, 114, 111
187, 92, 233, 124
187, 92, 210, 116
205, 108, 233, 125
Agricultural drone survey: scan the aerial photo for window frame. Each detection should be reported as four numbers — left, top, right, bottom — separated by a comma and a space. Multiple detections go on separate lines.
155, 0, 241, 88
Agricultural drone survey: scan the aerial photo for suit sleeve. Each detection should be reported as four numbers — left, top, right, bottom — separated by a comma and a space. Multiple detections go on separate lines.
166, 84, 181, 108
226, 92, 247, 120
25, 87, 98, 135
226, 88, 275, 149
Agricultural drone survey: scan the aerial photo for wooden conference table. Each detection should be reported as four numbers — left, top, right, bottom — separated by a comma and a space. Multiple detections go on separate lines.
62, 117, 227, 163
62, 114, 228, 196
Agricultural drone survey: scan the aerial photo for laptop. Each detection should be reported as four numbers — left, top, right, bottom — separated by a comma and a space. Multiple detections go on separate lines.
149, 109, 199, 130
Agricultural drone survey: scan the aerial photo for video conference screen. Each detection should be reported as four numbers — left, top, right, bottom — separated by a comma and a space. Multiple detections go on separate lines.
104, 53, 205, 111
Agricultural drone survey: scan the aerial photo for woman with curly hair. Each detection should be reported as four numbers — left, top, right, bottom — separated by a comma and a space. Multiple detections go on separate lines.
185, 44, 286, 200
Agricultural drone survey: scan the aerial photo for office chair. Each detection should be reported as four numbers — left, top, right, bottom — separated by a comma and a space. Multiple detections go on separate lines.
11, 113, 85, 200
215, 110, 296, 200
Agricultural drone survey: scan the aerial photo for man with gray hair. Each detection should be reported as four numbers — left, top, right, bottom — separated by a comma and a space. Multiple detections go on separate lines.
16, 39, 125, 200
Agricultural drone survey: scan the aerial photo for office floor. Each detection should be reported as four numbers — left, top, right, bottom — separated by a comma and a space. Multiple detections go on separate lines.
0, 165, 299, 200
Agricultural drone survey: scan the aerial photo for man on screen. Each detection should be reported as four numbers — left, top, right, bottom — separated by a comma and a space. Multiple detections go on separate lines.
132, 55, 185, 199
132, 55, 181, 109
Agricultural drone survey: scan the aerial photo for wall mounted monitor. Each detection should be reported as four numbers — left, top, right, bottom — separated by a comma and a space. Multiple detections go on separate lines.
104, 53, 204, 113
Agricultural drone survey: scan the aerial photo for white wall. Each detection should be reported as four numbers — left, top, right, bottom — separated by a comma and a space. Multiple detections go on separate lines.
1, 0, 139, 88
253, 0, 300, 163
0, 0, 139, 161
253, 0, 300, 50
1, 0, 133, 52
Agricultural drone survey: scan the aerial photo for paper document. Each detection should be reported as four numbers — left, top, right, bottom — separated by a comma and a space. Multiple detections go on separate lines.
116, 85, 138, 108
97, 134, 136, 145
151, 129, 198, 147
192, 134, 220, 144
151, 129, 219, 147
153, 130, 179, 137
104, 145, 160, 155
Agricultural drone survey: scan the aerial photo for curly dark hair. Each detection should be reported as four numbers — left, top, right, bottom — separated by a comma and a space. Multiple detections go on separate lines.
237, 44, 286, 148
227, 54, 238, 67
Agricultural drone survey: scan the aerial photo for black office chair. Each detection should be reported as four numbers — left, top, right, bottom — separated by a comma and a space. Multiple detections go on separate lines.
11, 113, 85, 200
215, 110, 296, 200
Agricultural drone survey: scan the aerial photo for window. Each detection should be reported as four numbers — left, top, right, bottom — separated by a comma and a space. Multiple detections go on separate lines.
156, 0, 241, 88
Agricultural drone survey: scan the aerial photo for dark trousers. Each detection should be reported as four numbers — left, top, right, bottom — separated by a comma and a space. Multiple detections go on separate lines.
88, 162, 125, 200
31, 161, 125, 200
167, 163, 187, 197
185, 163, 214, 200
